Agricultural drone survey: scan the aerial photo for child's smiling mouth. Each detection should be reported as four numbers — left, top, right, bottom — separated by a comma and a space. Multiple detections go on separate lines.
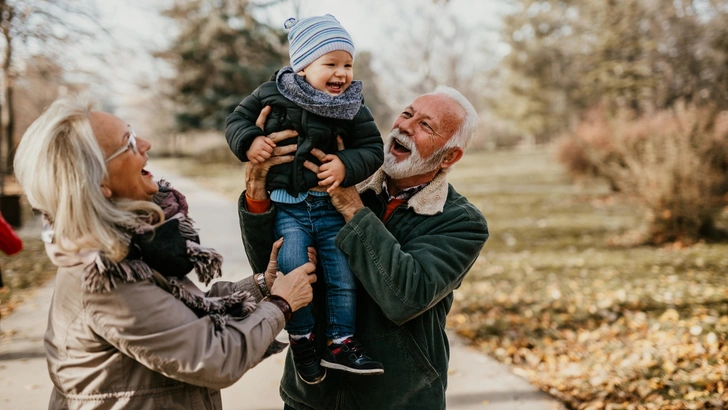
326, 82, 345, 93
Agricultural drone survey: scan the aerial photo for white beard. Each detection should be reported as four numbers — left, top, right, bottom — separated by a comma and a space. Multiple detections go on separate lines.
381, 129, 447, 180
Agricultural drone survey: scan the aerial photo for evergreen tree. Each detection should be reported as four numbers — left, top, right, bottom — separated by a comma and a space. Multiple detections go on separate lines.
158, 0, 288, 131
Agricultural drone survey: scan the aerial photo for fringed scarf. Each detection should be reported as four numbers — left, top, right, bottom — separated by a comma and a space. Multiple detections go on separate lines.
41, 180, 271, 337
276, 66, 363, 120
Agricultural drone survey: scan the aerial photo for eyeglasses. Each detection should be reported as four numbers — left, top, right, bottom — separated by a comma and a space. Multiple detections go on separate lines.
105, 125, 138, 163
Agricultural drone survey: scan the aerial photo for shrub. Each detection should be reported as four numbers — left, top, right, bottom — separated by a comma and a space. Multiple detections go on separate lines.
556, 104, 728, 244
555, 105, 632, 192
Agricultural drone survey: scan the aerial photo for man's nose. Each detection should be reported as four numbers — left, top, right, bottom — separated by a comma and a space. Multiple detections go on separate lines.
397, 117, 414, 136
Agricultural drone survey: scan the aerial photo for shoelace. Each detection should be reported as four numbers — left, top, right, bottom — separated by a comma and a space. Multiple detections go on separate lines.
291, 338, 319, 364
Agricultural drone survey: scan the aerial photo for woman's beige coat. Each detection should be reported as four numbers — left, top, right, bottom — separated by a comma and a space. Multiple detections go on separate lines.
45, 263, 284, 410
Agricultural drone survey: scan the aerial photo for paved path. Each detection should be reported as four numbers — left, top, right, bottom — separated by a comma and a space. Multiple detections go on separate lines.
0, 168, 564, 410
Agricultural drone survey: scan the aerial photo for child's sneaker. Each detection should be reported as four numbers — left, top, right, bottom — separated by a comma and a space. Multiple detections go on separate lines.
320, 337, 384, 375
289, 334, 327, 384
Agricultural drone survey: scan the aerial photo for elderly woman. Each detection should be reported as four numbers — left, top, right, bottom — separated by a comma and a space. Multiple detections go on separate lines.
13, 97, 316, 410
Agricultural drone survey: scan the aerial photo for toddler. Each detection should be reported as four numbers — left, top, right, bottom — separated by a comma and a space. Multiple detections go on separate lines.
225, 14, 384, 384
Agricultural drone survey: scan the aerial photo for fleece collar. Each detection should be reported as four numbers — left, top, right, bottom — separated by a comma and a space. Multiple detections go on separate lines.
356, 168, 450, 215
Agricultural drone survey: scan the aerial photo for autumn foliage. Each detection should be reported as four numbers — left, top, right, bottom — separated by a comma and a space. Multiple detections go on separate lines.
448, 148, 728, 410
556, 105, 728, 245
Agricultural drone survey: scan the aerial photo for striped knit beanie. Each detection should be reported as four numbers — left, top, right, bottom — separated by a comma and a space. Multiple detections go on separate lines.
284, 14, 355, 73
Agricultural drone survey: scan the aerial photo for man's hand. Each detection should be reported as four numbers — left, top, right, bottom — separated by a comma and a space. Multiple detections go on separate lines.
245, 105, 298, 200
305, 147, 364, 222
329, 185, 365, 222
317, 154, 346, 193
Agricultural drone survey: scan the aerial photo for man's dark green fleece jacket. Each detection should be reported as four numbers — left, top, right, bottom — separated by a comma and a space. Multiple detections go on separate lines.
238, 168, 489, 410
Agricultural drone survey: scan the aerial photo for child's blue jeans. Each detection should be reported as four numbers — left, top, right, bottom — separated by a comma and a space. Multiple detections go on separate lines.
274, 196, 356, 340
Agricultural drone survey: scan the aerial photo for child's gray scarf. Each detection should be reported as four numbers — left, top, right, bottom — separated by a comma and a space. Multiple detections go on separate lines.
276, 66, 363, 120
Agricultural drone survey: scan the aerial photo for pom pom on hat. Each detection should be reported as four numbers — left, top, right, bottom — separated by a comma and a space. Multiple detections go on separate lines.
284, 17, 297, 30
286, 14, 355, 73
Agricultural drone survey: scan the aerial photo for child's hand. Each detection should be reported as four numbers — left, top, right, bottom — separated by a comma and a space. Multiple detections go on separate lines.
317, 154, 346, 193
246, 136, 276, 164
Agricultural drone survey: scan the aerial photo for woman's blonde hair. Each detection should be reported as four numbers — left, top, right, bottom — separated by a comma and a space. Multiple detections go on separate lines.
14, 97, 162, 260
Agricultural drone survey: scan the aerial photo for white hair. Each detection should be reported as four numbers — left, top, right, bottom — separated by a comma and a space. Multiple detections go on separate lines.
431, 85, 478, 151
14, 97, 161, 261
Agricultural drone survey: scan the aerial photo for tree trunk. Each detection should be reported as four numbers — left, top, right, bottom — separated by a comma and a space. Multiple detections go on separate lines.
0, 89, 3, 196
3, 6, 13, 176
5, 74, 13, 175
0, 1, 8, 193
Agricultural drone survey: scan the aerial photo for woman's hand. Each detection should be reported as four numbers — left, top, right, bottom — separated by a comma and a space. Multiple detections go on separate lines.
269, 262, 317, 312
245, 105, 299, 201
263, 238, 283, 291
264, 238, 317, 291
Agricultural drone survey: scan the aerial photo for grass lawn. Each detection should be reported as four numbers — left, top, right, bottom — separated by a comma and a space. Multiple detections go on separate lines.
449, 149, 728, 410
159, 146, 728, 409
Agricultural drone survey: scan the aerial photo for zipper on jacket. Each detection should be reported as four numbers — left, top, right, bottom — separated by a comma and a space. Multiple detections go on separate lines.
374, 192, 388, 220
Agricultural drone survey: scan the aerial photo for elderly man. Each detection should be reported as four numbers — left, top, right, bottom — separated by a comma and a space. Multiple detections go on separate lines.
238, 86, 489, 409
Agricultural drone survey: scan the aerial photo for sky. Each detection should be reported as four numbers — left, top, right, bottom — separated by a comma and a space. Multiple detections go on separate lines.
95, 0, 507, 53
89, 0, 510, 126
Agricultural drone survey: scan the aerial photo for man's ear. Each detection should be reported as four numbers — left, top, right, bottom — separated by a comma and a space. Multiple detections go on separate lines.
440, 147, 464, 170
100, 183, 112, 199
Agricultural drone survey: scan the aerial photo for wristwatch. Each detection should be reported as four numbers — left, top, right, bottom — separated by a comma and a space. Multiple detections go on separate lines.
256, 273, 271, 297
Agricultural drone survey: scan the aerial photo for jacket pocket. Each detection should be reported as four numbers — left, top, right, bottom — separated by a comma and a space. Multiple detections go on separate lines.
347, 329, 442, 408
395, 328, 439, 385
